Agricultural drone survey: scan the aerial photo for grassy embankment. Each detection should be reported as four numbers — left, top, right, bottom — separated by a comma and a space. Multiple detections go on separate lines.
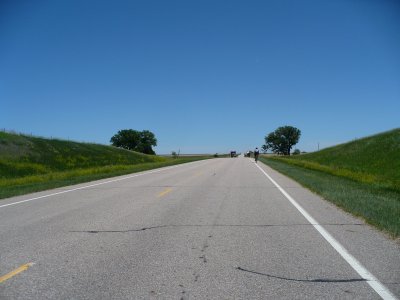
260, 128, 400, 238
0, 132, 212, 199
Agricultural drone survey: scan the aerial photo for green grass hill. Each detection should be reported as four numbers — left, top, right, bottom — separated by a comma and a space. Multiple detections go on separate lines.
281, 128, 400, 192
0, 132, 209, 199
0, 131, 165, 178
261, 128, 400, 237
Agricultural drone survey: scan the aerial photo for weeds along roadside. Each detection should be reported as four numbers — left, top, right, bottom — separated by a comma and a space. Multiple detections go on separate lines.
259, 157, 400, 238
270, 156, 399, 193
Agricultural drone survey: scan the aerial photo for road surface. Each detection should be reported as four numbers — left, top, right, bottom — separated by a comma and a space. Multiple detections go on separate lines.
0, 157, 399, 299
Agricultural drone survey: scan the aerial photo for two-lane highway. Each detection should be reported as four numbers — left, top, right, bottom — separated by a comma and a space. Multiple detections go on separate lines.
0, 157, 399, 299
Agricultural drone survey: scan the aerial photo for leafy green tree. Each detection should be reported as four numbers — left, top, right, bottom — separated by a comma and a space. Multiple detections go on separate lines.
110, 129, 157, 154
261, 145, 268, 153
137, 130, 157, 155
263, 126, 301, 155
110, 129, 140, 151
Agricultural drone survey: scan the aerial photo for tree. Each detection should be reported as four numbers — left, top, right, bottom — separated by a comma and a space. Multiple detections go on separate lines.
110, 129, 140, 151
110, 129, 157, 155
137, 130, 157, 155
264, 131, 284, 155
261, 145, 268, 153
263, 126, 301, 156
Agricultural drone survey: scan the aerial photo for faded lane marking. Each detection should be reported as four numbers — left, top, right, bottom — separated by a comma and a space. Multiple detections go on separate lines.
0, 263, 34, 283
157, 188, 172, 198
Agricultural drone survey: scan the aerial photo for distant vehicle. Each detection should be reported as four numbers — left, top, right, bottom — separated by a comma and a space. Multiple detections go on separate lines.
230, 151, 237, 157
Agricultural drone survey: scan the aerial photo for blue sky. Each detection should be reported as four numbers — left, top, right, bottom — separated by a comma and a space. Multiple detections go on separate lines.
1, 0, 399, 154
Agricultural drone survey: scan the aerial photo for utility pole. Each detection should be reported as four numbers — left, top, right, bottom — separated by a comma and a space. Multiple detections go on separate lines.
318, 143, 320, 151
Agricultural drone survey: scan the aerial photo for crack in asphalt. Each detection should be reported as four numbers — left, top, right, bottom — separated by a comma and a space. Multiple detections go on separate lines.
70, 223, 364, 233
70, 225, 169, 233
236, 267, 367, 283
191, 190, 227, 284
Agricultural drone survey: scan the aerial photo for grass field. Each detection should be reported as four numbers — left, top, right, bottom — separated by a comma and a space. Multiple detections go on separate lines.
260, 128, 400, 238
0, 132, 212, 199
279, 128, 400, 192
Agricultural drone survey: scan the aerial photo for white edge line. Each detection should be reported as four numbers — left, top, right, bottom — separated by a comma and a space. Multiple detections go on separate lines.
255, 163, 397, 300
0, 160, 209, 209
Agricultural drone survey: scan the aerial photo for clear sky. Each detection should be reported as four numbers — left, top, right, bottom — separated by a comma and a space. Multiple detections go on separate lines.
1, 0, 399, 154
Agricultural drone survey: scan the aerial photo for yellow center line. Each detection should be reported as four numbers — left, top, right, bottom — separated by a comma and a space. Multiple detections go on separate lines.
0, 263, 34, 283
157, 188, 172, 198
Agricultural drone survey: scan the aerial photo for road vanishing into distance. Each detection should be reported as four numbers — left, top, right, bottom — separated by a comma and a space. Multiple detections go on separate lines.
0, 157, 399, 299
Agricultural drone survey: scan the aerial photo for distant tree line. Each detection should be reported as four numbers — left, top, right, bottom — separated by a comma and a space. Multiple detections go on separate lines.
110, 129, 157, 155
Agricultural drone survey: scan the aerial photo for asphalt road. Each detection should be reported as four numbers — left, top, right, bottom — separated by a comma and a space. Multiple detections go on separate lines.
0, 157, 399, 299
